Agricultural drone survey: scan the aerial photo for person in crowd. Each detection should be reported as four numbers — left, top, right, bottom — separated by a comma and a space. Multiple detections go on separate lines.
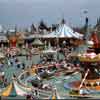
3, 78, 8, 87
26, 95, 32, 100
29, 50, 32, 60
13, 73, 16, 78
17, 63, 20, 68
22, 63, 25, 70
26, 52, 29, 60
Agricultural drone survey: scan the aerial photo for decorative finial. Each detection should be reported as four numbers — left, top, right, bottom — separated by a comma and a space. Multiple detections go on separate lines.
61, 18, 66, 24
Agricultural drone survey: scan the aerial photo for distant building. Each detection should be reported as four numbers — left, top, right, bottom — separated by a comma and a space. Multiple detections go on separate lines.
0, 25, 3, 33
8, 29, 16, 36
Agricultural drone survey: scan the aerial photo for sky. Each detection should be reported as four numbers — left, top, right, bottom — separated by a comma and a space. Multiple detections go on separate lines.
0, 0, 100, 28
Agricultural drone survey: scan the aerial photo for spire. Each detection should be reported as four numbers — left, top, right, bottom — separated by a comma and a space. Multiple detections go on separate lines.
85, 17, 89, 26
84, 17, 89, 33
83, 16, 90, 40
96, 18, 99, 26
61, 18, 66, 24
98, 17, 100, 25
38, 20, 48, 31
31, 23, 36, 33
15, 25, 17, 34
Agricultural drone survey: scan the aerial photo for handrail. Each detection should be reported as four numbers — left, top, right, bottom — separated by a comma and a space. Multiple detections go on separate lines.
17, 70, 53, 98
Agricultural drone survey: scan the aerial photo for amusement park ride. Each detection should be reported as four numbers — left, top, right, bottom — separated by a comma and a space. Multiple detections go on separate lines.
67, 17, 100, 98
67, 51, 100, 98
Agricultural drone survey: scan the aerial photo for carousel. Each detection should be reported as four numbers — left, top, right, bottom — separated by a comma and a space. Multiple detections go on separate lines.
64, 52, 100, 98
64, 33, 100, 98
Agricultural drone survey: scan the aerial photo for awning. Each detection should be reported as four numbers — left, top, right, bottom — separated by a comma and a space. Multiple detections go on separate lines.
32, 38, 44, 46
0, 36, 8, 42
42, 48, 57, 54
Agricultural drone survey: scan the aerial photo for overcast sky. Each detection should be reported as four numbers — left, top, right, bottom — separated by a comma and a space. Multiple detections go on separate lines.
0, 0, 100, 28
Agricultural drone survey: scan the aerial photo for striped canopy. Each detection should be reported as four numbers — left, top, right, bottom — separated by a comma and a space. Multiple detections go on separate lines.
43, 24, 83, 39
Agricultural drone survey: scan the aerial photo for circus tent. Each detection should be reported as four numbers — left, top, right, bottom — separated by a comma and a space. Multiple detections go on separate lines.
42, 31, 58, 38
42, 42, 57, 54
43, 24, 83, 39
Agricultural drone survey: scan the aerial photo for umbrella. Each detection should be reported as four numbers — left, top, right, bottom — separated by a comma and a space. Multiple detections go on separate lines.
32, 38, 44, 46
42, 48, 57, 54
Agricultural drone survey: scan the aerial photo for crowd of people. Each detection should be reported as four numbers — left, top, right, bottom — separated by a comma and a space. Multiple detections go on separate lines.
0, 41, 82, 100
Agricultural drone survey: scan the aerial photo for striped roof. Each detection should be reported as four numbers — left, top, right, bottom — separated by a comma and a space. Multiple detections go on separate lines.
47, 24, 83, 39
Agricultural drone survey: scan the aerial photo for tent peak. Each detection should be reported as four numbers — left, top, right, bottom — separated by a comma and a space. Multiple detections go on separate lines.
61, 18, 66, 24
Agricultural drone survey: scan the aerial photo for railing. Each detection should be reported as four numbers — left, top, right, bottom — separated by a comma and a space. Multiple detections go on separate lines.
17, 70, 53, 98
32, 88, 52, 97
